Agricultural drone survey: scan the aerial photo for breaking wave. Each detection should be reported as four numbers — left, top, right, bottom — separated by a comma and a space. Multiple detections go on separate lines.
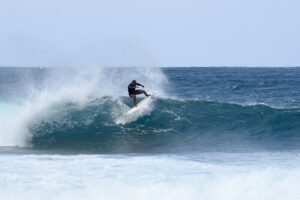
27, 98, 300, 153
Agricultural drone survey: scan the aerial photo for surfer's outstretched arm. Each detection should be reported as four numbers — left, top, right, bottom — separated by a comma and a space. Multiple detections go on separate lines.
136, 83, 144, 87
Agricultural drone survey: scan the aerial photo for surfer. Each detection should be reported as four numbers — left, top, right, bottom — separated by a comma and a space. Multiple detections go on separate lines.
128, 80, 150, 107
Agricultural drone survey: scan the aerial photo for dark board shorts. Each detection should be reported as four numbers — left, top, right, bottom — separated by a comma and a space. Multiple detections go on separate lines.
129, 89, 143, 96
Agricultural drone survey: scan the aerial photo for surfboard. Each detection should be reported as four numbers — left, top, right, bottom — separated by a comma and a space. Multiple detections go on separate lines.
127, 95, 154, 115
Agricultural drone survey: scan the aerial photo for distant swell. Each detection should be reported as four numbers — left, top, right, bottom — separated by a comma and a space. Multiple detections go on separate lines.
29, 98, 300, 153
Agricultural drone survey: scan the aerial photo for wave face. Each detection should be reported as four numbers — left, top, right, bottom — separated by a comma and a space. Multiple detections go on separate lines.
29, 98, 300, 153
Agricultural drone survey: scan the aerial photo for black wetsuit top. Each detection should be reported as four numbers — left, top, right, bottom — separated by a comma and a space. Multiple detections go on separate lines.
128, 82, 143, 95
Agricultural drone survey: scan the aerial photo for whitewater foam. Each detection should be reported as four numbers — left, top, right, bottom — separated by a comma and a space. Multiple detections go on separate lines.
114, 97, 155, 125
1, 153, 300, 200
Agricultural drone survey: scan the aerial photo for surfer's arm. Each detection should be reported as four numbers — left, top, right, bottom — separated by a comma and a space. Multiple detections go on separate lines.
136, 83, 144, 88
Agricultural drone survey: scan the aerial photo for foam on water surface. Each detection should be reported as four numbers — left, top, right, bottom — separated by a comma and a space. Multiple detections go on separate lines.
0, 153, 300, 200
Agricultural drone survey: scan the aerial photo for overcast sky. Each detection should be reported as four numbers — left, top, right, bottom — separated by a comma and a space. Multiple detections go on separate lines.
0, 0, 299, 67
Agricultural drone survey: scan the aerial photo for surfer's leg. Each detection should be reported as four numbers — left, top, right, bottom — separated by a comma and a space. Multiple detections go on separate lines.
131, 95, 137, 107
142, 90, 150, 97
143, 91, 150, 97
136, 89, 150, 97
134, 96, 137, 107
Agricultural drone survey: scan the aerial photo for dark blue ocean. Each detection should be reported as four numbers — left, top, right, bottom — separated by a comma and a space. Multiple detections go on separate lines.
1, 67, 300, 199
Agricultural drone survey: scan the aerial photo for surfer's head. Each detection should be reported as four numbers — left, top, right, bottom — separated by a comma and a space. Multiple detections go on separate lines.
132, 80, 136, 84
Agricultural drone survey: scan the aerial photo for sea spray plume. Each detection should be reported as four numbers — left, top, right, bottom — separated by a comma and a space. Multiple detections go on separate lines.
0, 67, 168, 147
0, 68, 99, 146
43, 67, 168, 98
